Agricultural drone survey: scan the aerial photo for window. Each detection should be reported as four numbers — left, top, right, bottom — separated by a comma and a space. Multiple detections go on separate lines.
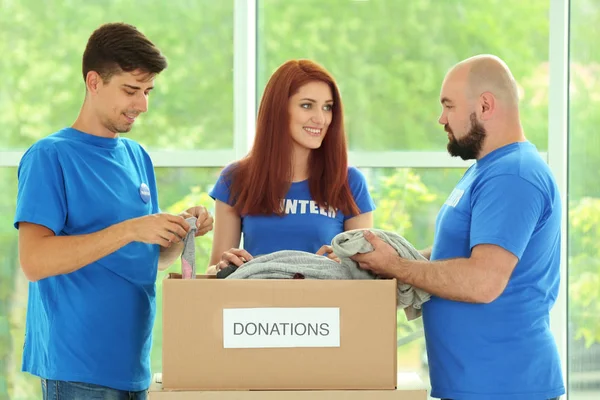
257, 0, 549, 152
0, 169, 24, 397
0, 1, 234, 151
2, 1, 590, 399
568, 0, 600, 397
0, 0, 235, 396
362, 167, 465, 382
150, 167, 221, 374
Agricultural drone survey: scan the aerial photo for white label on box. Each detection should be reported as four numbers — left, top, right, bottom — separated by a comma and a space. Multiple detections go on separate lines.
222, 307, 340, 349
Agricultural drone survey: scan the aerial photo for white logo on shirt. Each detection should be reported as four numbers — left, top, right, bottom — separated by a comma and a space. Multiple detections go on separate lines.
280, 199, 337, 218
444, 189, 464, 208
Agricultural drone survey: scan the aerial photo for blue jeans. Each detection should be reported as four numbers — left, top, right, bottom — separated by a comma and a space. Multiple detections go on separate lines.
41, 379, 147, 400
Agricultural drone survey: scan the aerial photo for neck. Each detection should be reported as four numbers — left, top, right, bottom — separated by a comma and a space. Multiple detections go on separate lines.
477, 114, 526, 160
72, 100, 118, 139
291, 144, 311, 182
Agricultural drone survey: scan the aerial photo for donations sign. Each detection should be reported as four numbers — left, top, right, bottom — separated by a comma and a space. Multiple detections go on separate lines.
222, 307, 341, 349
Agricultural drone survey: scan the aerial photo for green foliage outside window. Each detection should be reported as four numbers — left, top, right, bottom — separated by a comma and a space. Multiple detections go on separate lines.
1, 0, 599, 398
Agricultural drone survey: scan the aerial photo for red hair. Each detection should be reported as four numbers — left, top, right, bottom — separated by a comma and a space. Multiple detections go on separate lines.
227, 59, 360, 217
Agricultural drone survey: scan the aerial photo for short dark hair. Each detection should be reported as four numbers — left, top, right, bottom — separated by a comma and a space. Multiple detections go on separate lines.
82, 22, 167, 82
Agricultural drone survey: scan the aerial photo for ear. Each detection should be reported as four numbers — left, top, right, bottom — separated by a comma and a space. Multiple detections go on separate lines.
479, 92, 496, 121
85, 71, 103, 94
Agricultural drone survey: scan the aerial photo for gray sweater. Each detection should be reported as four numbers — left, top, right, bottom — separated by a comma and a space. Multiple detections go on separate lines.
225, 250, 372, 280
331, 229, 430, 320
226, 229, 430, 320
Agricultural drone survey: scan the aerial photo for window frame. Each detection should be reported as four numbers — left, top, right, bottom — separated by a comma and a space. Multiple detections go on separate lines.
0, 0, 571, 396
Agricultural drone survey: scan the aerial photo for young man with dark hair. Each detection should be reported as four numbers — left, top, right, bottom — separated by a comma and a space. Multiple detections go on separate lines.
14, 22, 213, 399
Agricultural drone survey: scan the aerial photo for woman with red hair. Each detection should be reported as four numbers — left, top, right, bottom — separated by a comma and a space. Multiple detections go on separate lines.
208, 59, 375, 273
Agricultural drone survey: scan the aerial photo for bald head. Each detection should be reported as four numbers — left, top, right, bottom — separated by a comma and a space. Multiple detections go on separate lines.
451, 54, 519, 107
438, 55, 525, 160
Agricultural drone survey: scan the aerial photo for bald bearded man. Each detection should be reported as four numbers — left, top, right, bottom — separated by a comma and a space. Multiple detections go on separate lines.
351, 55, 565, 400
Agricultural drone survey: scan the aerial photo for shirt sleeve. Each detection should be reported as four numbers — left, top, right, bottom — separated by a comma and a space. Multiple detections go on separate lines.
470, 174, 546, 259
209, 164, 235, 205
14, 145, 68, 235
346, 166, 376, 220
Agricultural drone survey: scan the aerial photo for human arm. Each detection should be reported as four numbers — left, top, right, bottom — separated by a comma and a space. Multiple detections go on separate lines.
393, 244, 517, 303
352, 231, 517, 303
14, 144, 192, 281
158, 242, 184, 271
317, 167, 376, 260
206, 200, 253, 274
316, 210, 375, 261
352, 175, 545, 303
158, 205, 214, 271
19, 213, 190, 282
419, 246, 432, 260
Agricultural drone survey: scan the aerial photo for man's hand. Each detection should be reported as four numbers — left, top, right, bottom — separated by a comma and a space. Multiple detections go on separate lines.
129, 213, 190, 248
180, 206, 214, 237
350, 230, 401, 278
316, 245, 341, 263
156, 206, 213, 270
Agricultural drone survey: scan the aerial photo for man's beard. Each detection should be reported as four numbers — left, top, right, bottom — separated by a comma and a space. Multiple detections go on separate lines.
446, 112, 486, 160
102, 114, 134, 134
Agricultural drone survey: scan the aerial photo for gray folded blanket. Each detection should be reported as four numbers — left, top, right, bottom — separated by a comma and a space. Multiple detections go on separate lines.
331, 229, 431, 320
225, 229, 430, 321
226, 250, 372, 280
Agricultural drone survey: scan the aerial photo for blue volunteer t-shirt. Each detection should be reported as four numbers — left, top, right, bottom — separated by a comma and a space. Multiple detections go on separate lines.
13, 128, 160, 391
209, 166, 375, 255
423, 142, 565, 400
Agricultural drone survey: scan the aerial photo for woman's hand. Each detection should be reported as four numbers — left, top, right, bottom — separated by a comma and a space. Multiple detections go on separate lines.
316, 245, 340, 263
216, 248, 254, 271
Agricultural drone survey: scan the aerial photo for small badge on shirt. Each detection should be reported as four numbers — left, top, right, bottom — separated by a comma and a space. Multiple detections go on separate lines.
139, 183, 151, 203
444, 188, 464, 208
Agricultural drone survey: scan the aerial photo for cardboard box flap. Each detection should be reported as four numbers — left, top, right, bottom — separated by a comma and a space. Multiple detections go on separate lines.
167, 272, 215, 280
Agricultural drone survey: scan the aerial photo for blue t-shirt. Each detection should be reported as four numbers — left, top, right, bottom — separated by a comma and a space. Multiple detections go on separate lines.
423, 142, 565, 400
209, 166, 375, 255
13, 128, 160, 391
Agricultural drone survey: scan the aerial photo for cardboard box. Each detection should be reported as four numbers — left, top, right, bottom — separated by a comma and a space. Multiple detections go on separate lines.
162, 274, 398, 390
148, 373, 428, 399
